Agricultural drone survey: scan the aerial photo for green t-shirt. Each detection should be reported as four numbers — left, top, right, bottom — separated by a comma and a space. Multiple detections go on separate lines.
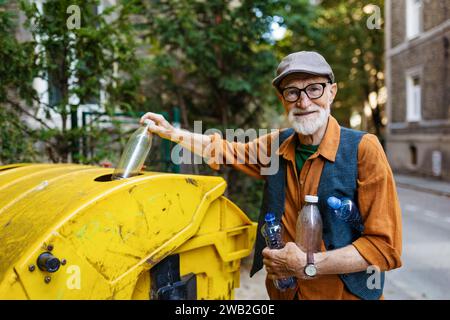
295, 143, 319, 175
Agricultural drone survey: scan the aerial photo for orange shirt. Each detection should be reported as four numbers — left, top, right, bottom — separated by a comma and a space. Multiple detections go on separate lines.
202, 115, 402, 300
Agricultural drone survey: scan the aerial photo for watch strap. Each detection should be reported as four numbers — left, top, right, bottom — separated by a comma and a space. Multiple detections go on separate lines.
307, 251, 314, 265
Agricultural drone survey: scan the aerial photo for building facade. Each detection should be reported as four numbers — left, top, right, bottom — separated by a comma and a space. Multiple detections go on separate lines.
385, 0, 450, 180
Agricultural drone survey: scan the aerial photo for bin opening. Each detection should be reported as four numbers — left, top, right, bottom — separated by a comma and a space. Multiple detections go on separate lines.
94, 173, 143, 182
0, 165, 22, 172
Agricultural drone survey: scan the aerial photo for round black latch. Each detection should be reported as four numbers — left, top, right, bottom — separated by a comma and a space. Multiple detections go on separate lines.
37, 252, 61, 273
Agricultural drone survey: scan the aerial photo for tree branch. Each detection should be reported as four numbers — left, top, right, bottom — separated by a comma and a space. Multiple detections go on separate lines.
4, 95, 53, 130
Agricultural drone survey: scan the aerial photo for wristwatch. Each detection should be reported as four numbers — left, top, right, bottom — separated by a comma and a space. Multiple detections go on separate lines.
304, 264, 317, 277
304, 252, 317, 277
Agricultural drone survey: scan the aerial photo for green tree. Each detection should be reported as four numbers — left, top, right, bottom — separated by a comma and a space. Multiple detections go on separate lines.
1, 0, 144, 164
139, 0, 284, 130
0, 0, 38, 163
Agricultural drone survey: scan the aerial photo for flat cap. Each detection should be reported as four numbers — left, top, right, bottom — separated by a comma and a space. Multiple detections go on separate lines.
272, 51, 335, 88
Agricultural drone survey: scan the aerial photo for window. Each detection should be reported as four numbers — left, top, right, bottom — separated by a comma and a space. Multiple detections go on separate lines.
48, 70, 63, 108
409, 145, 417, 167
406, 73, 422, 122
406, 0, 423, 39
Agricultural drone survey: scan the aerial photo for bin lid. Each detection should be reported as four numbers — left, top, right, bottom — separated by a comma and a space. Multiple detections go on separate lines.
0, 163, 228, 284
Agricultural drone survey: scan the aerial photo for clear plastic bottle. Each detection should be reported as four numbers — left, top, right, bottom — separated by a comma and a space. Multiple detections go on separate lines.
111, 119, 155, 180
327, 196, 364, 232
261, 212, 297, 291
295, 195, 323, 258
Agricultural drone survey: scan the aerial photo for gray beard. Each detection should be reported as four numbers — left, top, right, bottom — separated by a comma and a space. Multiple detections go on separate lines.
288, 106, 330, 136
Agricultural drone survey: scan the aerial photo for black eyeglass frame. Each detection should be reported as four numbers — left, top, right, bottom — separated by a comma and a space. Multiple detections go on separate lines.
280, 81, 332, 102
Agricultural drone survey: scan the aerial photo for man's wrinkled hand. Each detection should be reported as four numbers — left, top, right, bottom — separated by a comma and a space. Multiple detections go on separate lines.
140, 112, 175, 140
262, 242, 311, 280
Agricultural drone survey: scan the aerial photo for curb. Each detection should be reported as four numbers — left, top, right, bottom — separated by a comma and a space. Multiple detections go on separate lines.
396, 182, 450, 198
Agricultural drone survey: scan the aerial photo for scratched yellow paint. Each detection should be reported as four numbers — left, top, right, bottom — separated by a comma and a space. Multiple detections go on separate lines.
0, 164, 256, 299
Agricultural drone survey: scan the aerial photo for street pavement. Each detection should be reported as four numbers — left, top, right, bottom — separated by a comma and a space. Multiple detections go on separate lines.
235, 177, 450, 300
383, 186, 450, 299
235, 253, 269, 300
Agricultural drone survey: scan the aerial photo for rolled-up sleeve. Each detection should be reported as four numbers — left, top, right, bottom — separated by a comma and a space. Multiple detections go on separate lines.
352, 134, 403, 271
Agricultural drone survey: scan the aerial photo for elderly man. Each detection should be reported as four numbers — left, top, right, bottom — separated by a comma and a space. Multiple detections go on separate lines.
140, 51, 402, 300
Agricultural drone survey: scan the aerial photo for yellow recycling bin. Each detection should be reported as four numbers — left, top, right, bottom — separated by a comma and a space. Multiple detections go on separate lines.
0, 163, 256, 300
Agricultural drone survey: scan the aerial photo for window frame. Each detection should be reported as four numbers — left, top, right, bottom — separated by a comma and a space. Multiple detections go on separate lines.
406, 0, 423, 40
405, 67, 423, 122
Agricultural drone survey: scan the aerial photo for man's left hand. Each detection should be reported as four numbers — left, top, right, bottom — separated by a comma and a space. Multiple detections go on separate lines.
262, 242, 310, 280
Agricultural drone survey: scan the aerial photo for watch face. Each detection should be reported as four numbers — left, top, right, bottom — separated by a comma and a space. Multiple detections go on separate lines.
305, 264, 317, 277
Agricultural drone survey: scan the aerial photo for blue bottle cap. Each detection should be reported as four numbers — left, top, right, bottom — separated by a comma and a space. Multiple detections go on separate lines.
327, 196, 342, 210
264, 212, 276, 222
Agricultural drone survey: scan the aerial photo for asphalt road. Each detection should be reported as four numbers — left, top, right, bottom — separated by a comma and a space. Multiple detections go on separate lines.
235, 186, 450, 300
383, 187, 450, 299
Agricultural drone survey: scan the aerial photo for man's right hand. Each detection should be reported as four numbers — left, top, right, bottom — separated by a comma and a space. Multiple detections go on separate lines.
140, 111, 213, 156
140, 112, 176, 141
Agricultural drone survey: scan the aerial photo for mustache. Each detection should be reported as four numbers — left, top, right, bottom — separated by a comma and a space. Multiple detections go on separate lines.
289, 106, 322, 116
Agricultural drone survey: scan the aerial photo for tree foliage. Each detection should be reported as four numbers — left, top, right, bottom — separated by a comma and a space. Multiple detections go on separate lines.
138, 0, 285, 131
0, 0, 37, 162
1, 0, 144, 164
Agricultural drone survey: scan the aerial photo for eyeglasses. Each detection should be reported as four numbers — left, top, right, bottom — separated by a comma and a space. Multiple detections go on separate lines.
281, 82, 331, 102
